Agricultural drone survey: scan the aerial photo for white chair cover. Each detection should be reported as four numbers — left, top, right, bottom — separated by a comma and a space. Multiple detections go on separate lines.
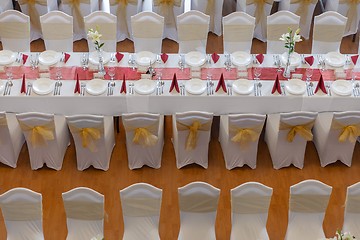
131, 11, 164, 54
343, 182, 360, 237
219, 113, 266, 170
172, 111, 213, 169
237, 0, 274, 42
178, 182, 220, 240
120, 183, 162, 240
62, 187, 104, 240
84, 11, 117, 52
223, 12, 255, 54
190, 0, 223, 36
177, 10, 210, 54
66, 114, 115, 171
311, 11, 347, 54
0, 0, 13, 13
40, 11, 73, 52
18, 0, 58, 41
59, 0, 99, 41
313, 111, 360, 167
265, 111, 318, 169
122, 113, 164, 170
16, 112, 70, 171
0, 188, 44, 240
285, 180, 332, 240
230, 182, 272, 240
223, 0, 236, 16
0, 112, 24, 168
266, 11, 300, 54
0, 10, 30, 52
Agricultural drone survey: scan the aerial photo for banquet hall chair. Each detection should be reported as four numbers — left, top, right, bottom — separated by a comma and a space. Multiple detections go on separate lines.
59, 0, 99, 41
219, 113, 266, 170
0, 188, 44, 240
66, 114, 115, 171
190, 0, 224, 36
18, 0, 58, 41
178, 181, 220, 240
311, 11, 347, 54
230, 182, 272, 240
62, 187, 104, 240
120, 183, 162, 240
312, 111, 360, 167
343, 182, 360, 237
266, 11, 300, 54
84, 11, 117, 52
177, 10, 210, 54
0, 112, 24, 168
265, 111, 318, 169
16, 112, 70, 171
222, 12, 255, 54
0, 0, 13, 13
0, 10, 30, 52
278, 0, 318, 39
122, 112, 164, 170
172, 111, 213, 169
40, 11, 73, 52
237, 0, 274, 42
131, 11, 164, 54
284, 179, 332, 240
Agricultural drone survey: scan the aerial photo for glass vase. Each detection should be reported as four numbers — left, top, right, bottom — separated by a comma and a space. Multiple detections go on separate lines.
97, 48, 105, 77
283, 52, 291, 78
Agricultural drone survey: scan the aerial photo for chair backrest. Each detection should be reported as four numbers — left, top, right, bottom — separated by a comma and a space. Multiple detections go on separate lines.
332, 111, 360, 126
131, 11, 164, 54
0, 10, 30, 52
122, 112, 161, 137
0, 0, 13, 13
84, 11, 117, 52
176, 111, 213, 126
40, 11, 73, 52
327, 0, 360, 36
312, 11, 347, 54
228, 114, 266, 143
280, 111, 318, 126
267, 11, 300, 54
223, 12, 255, 54
345, 182, 360, 214
177, 10, 210, 54
190, 0, 224, 35
330, 111, 360, 143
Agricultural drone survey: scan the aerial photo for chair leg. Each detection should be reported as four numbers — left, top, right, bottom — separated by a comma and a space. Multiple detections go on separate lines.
114, 116, 120, 133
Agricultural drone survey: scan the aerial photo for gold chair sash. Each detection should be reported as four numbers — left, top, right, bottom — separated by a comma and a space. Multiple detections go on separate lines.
178, 23, 209, 41
68, 124, 102, 152
61, 0, 90, 34
176, 120, 212, 151
0, 201, 42, 221
232, 195, 271, 214
290, 194, 330, 213
18, 0, 47, 32
122, 197, 161, 217
205, 0, 215, 32
346, 195, 360, 213
331, 119, 360, 143
0, 117, 8, 145
179, 193, 218, 213
313, 24, 345, 42
279, 121, 314, 142
223, 24, 254, 42
267, 24, 299, 41
124, 123, 159, 147
110, 0, 138, 37
64, 200, 104, 220
0, 22, 30, 39
292, 0, 318, 29
246, 0, 274, 39
154, 0, 181, 28
41, 23, 73, 40
340, 0, 360, 34
19, 122, 55, 147
229, 124, 263, 146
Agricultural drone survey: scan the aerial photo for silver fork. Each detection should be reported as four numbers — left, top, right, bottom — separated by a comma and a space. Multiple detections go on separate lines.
227, 82, 232, 95
53, 81, 58, 95
80, 82, 86, 96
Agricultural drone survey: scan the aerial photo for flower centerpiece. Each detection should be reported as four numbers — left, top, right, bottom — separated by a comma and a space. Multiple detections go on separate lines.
326, 230, 356, 240
280, 27, 302, 78
87, 27, 105, 76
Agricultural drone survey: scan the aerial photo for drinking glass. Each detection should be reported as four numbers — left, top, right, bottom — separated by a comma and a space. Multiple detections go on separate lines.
5, 66, 12, 80
108, 62, 116, 81
30, 54, 37, 70
55, 67, 62, 80
254, 66, 262, 82
305, 67, 313, 83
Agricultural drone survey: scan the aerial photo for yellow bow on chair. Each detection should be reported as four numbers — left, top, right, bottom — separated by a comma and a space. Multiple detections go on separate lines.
176, 120, 212, 151
19, 122, 55, 147
340, 0, 360, 34
292, 0, 318, 30
229, 124, 263, 147
0, 117, 8, 145
18, 0, 47, 32
279, 121, 314, 143
69, 125, 102, 152
246, 0, 274, 39
124, 122, 159, 147
332, 120, 360, 143
110, 0, 138, 37
154, 0, 181, 28
205, 0, 215, 32
61, 0, 90, 34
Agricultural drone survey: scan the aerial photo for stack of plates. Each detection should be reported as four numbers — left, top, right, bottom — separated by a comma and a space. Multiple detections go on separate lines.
325, 52, 346, 67
134, 79, 156, 95
86, 79, 108, 95
285, 79, 306, 95
185, 78, 206, 95
281, 52, 301, 67
230, 51, 252, 67
185, 51, 206, 67
135, 51, 156, 66
232, 79, 254, 95
330, 80, 352, 96
88, 51, 111, 65
0, 50, 16, 65
32, 78, 55, 95
38, 50, 62, 66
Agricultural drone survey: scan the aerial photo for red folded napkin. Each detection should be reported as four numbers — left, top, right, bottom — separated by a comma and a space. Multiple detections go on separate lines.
64, 53, 70, 63
351, 55, 359, 65
161, 53, 168, 63
20, 74, 26, 94
116, 52, 124, 63
212, 53, 220, 63
315, 74, 327, 94
74, 74, 80, 94
216, 73, 227, 93
169, 73, 179, 93
120, 74, 126, 94
22, 54, 28, 64
271, 74, 282, 94
304, 56, 314, 66
256, 54, 264, 64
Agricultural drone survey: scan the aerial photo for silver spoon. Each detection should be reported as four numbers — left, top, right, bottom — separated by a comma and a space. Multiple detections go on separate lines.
257, 82, 262, 96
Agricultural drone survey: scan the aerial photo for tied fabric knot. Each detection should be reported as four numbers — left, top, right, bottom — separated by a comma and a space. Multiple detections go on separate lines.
154, 0, 181, 27
18, 0, 48, 32
133, 127, 158, 147
230, 124, 263, 146
332, 120, 360, 143
340, 0, 360, 34
293, 0, 317, 30
19, 122, 55, 147
279, 121, 314, 142
62, 0, 91, 35
110, 0, 138, 37
176, 120, 212, 151
246, 0, 274, 39
69, 124, 102, 152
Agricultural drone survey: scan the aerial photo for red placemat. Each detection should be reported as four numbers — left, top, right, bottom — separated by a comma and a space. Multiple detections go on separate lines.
154, 68, 191, 80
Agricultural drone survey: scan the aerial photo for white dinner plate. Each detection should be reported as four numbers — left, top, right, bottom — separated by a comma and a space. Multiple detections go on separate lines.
86, 79, 107, 96
230, 51, 252, 67
232, 79, 254, 95
88, 51, 111, 65
38, 50, 62, 66
0, 50, 16, 65
134, 79, 156, 95
135, 51, 156, 66
285, 79, 306, 95
0, 81, 5, 93
331, 80, 352, 96
185, 51, 206, 67
32, 78, 55, 95
325, 52, 346, 67
281, 52, 301, 67
185, 78, 206, 95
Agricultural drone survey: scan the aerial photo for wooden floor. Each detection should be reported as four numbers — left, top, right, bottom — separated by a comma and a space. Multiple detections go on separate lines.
1, 13, 360, 239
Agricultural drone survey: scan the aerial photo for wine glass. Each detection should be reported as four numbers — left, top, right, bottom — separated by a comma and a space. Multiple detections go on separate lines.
253, 66, 262, 82
5, 66, 12, 80
108, 64, 116, 81
30, 54, 37, 70
305, 67, 313, 83
55, 67, 62, 80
